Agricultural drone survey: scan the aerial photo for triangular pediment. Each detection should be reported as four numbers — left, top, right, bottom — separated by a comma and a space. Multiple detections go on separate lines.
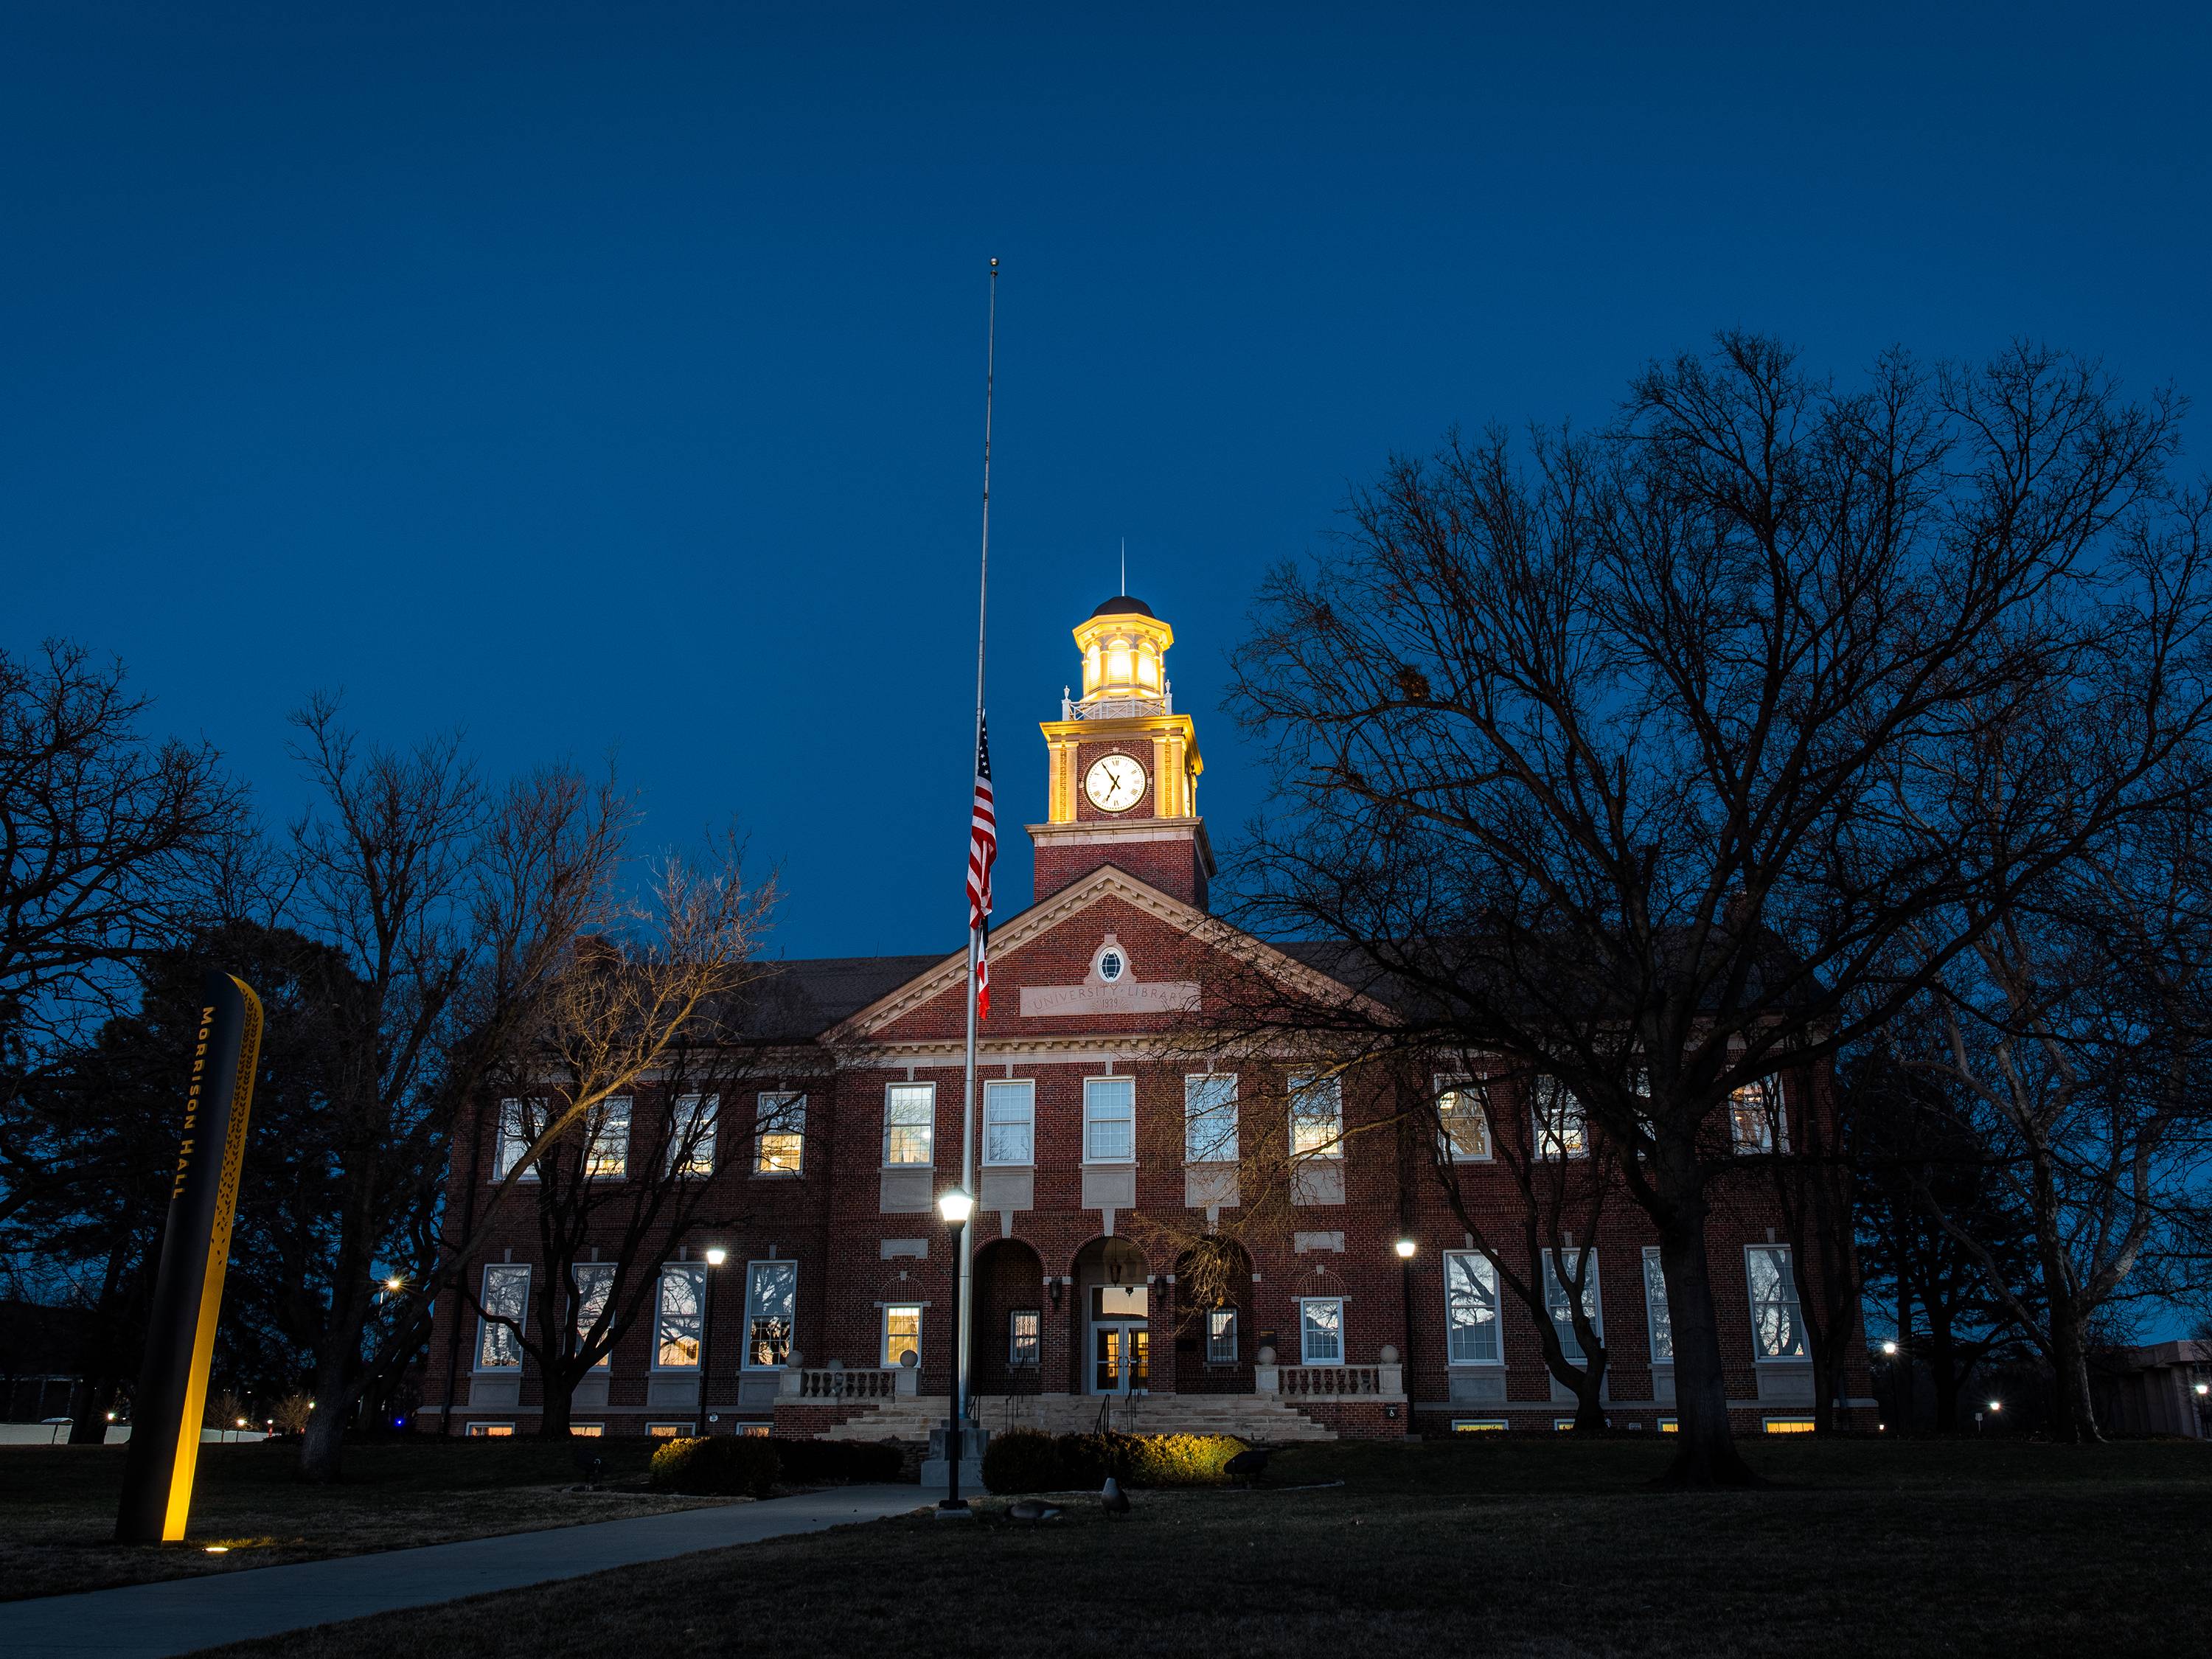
825, 863, 1381, 1046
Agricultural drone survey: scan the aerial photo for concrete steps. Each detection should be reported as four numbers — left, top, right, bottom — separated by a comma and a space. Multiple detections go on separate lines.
816, 1392, 1338, 1444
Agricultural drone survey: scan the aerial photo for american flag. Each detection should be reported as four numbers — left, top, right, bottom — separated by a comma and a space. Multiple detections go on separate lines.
966, 715, 996, 1018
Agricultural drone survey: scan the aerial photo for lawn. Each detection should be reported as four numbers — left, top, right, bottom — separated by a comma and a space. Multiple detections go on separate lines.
191, 1436, 2212, 1659
0, 1436, 731, 1601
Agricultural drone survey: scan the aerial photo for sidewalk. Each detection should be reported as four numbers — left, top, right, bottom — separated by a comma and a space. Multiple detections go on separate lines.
13, 1484, 922, 1659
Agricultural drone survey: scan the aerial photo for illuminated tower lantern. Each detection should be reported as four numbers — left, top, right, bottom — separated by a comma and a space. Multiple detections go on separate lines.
1031, 595, 1214, 908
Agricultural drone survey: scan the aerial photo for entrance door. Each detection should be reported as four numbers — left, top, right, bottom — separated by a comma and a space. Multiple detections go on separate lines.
1093, 1323, 1150, 1394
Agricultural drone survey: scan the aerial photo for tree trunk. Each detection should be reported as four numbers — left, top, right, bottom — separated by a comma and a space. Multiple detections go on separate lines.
1928, 1312, 1962, 1433
69, 1376, 119, 1444
536, 1368, 576, 1439
2048, 1297, 2102, 1444
1651, 1145, 1760, 1486
1571, 1360, 1607, 1433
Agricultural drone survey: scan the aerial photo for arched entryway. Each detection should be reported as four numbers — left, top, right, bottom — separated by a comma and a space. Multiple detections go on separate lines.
1175, 1237, 1256, 1394
969, 1237, 1047, 1397
1068, 1237, 1153, 1396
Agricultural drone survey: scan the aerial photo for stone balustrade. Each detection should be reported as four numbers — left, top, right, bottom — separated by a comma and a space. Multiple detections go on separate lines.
1254, 1362, 1405, 1398
778, 1366, 919, 1400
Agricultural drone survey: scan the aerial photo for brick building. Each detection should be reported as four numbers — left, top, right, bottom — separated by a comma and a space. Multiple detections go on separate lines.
418, 595, 1872, 1443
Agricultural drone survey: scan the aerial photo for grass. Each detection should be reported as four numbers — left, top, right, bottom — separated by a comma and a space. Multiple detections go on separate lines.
0, 1436, 732, 1601
185, 1436, 2212, 1659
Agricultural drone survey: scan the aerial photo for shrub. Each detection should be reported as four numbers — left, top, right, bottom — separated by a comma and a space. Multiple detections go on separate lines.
982, 1428, 1066, 1494
1041, 1432, 1247, 1490
771, 1438, 907, 1485
1124, 1433, 1247, 1487
648, 1435, 780, 1498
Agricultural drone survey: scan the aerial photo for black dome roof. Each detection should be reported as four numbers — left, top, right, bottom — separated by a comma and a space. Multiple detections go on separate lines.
1090, 595, 1155, 618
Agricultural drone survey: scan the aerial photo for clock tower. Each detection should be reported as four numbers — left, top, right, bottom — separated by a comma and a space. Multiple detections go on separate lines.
1031, 595, 1217, 908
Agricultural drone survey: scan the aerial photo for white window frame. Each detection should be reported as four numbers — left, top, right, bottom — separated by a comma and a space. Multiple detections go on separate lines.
465, 1421, 516, 1437
1183, 1073, 1239, 1164
653, 1264, 706, 1371
983, 1079, 1036, 1167
568, 1423, 605, 1437
584, 1096, 631, 1180
1762, 1416, 1816, 1434
493, 1099, 544, 1182
1543, 1249, 1603, 1363
883, 1082, 935, 1168
1435, 1076, 1492, 1162
1206, 1307, 1239, 1364
1641, 1246, 1674, 1366
882, 1304, 923, 1369
646, 1421, 695, 1438
1729, 1080, 1788, 1155
571, 1261, 615, 1368
1083, 1075, 1136, 1165
754, 1092, 806, 1176
742, 1259, 797, 1370
1532, 1077, 1587, 1159
1007, 1307, 1041, 1368
1443, 1251, 1503, 1366
1745, 1244, 1809, 1363
1288, 1072, 1344, 1159
475, 1263, 529, 1371
1452, 1419, 1508, 1432
667, 1094, 718, 1178
1298, 1295, 1345, 1365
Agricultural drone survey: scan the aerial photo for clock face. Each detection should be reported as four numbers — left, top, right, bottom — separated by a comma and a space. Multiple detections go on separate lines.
1084, 752, 1147, 813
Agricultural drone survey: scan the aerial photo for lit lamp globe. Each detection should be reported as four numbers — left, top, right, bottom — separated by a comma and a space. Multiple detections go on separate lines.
703, 1246, 728, 1267
939, 1190, 975, 1226
1394, 1238, 1417, 1259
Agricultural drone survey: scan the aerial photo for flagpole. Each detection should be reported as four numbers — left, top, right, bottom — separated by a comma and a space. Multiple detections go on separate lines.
956, 257, 996, 1448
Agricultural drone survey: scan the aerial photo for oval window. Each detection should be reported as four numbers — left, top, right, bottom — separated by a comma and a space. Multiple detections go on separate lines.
1097, 950, 1125, 983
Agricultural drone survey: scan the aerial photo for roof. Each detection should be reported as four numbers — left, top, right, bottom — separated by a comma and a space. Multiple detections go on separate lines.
1089, 595, 1155, 618
727, 953, 949, 1042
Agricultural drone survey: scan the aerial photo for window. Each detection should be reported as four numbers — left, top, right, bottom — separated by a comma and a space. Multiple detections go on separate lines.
1452, 1419, 1508, 1433
1642, 1247, 1674, 1365
1097, 947, 1127, 983
1008, 1309, 1041, 1368
983, 1080, 1034, 1166
1289, 1073, 1343, 1158
494, 1099, 544, 1180
585, 1096, 631, 1179
1730, 1082, 1786, 1154
1532, 1078, 1587, 1158
1206, 1307, 1239, 1364
1299, 1297, 1344, 1365
646, 1422, 694, 1438
1554, 1419, 1579, 1432
1658, 1418, 1678, 1433
737, 1422, 773, 1438
1184, 1074, 1239, 1164
568, 1423, 604, 1436
572, 1262, 615, 1367
1085, 1076, 1135, 1163
655, 1265, 705, 1369
1746, 1245, 1808, 1361
883, 1083, 934, 1167
476, 1264, 529, 1370
1444, 1252, 1503, 1365
1763, 1416, 1816, 1434
465, 1422, 515, 1437
1436, 1079, 1491, 1161
1543, 1250, 1603, 1363
667, 1095, 718, 1177
754, 1093, 805, 1175
744, 1261, 797, 1368
882, 1304, 922, 1368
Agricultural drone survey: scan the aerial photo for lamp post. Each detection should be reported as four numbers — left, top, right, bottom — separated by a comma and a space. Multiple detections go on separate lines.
937, 1189, 974, 1515
1394, 1237, 1417, 1428
699, 1247, 728, 1433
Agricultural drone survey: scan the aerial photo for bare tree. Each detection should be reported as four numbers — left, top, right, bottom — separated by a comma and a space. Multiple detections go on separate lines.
280, 700, 630, 1481
1893, 688, 2212, 1439
1228, 335, 2205, 1483
0, 642, 248, 1225
462, 891, 781, 1438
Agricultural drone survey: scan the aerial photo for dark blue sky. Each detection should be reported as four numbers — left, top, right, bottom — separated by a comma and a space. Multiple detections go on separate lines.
7, 1, 2208, 962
